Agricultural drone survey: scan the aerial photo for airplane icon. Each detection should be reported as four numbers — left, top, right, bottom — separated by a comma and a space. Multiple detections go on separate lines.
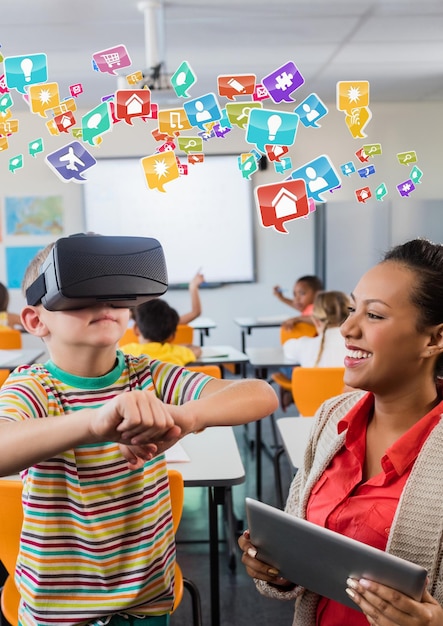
59, 146, 84, 170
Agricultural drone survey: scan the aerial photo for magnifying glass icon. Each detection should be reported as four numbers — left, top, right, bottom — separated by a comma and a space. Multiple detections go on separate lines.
237, 107, 251, 122
184, 139, 197, 150
403, 153, 412, 163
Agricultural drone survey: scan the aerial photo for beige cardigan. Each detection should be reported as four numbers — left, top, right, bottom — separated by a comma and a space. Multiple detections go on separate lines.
256, 390, 443, 625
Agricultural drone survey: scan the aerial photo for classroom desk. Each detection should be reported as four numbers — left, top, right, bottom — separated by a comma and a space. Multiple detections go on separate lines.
274, 417, 314, 507
0, 348, 46, 370
189, 316, 217, 346
234, 315, 287, 352
194, 344, 249, 377
245, 346, 294, 500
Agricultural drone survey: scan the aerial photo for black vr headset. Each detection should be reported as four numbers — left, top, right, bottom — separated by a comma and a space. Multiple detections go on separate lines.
26, 234, 168, 310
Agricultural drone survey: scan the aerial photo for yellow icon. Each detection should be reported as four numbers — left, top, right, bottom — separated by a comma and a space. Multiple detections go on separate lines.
344, 106, 372, 138
29, 82, 60, 117
140, 150, 180, 192
0, 119, 19, 136
45, 118, 60, 136
52, 98, 77, 117
158, 108, 192, 135
0, 136, 9, 151
337, 81, 370, 113
0, 109, 13, 122
126, 71, 143, 85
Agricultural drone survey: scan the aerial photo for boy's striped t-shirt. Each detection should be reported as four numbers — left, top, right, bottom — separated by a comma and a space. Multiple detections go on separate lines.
0, 351, 210, 626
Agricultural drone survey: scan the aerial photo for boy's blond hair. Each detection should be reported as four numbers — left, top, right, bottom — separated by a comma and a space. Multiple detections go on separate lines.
21, 243, 55, 296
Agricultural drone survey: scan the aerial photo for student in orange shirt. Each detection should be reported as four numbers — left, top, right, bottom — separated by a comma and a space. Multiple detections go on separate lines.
273, 275, 323, 331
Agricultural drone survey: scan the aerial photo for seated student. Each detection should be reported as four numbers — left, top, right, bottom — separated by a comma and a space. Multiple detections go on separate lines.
0, 236, 278, 626
0, 281, 22, 329
122, 298, 202, 366
273, 275, 324, 331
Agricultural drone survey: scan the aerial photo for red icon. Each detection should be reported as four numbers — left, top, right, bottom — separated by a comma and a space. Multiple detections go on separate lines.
115, 89, 151, 125
255, 179, 309, 233
355, 187, 372, 203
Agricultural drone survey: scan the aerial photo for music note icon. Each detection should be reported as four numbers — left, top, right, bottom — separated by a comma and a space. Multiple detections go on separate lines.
170, 111, 184, 129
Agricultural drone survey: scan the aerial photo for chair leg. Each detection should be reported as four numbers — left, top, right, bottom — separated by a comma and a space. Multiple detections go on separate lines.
273, 447, 285, 509
183, 577, 203, 626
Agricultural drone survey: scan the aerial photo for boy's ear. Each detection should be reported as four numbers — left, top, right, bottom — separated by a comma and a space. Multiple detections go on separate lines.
20, 305, 50, 337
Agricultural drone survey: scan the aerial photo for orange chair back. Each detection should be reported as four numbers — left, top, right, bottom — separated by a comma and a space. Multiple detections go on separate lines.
291, 367, 345, 417
118, 326, 139, 347
0, 479, 22, 578
186, 365, 222, 379
280, 321, 317, 345
0, 369, 10, 386
172, 324, 194, 345
0, 328, 22, 349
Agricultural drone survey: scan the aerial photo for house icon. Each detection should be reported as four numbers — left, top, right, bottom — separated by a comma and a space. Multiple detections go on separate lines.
272, 187, 298, 219
125, 94, 144, 115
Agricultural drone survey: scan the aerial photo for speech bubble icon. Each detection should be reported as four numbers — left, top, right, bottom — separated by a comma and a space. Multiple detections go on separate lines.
177, 136, 203, 153
70, 83, 83, 98
140, 150, 180, 192
336, 81, 370, 112
45, 141, 97, 183
183, 93, 222, 130
341, 161, 356, 177
410, 165, 423, 184
115, 89, 151, 125
52, 98, 77, 117
29, 138, 44, 157
81, 102, 112, 146
255, 179, 309, 234
262, 61, 305, 104
363, 143, 382, 156
246, 108, 299, 153
9, 154, 23, 173
397, 151, 417, 165
375, 183, 388, 201
0, 92, 13, 114
0, 119, 19, 136
357, 164, 375, 178
238, 153, 258, 179
274, 157, 293, 174
290, 154, 341, 202
4, 53, 48, 94
92, 45, 132, 75
54, 110, 76, 133
397, 179, 416, 197
294, 93, 328, 128
0, 136, 9, 151
28, 82, 60, 117
217, 74, 256, 100
355, 187, 371, 203
187, 153, 204, 165
171, 61, 197, 97
225, 101, 262, 130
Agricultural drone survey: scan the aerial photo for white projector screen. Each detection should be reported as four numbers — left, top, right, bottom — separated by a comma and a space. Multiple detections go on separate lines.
83, 155, 256, 287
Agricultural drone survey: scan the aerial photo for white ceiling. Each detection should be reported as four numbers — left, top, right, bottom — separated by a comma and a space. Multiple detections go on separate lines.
2, 0, 443, 112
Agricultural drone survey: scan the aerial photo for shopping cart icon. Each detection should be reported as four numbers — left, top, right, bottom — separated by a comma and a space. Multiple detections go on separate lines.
92, 44, 132, 75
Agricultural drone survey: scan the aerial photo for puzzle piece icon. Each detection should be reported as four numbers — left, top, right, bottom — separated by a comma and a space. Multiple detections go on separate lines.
275, 72, 294, 91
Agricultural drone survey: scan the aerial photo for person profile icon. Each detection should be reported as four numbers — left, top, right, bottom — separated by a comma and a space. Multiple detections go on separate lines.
302, 103, 319, 123
306, 166, 327, 192
195, 100, 211, 123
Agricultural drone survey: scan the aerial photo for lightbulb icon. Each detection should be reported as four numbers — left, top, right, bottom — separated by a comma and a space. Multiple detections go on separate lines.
20, 58, 34, 82
267, 114, 282, 140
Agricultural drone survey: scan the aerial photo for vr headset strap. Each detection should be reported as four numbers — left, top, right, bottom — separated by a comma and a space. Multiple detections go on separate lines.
26, 274, 47, 306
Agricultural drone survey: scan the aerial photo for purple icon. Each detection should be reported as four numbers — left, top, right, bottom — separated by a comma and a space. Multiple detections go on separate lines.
92, 45, 132, 76
397, 179, 416, 197
45, 141, 97, 183
262, 61, 305, 104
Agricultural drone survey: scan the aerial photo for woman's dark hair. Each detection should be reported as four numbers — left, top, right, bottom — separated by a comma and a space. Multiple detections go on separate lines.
134, 298, 179, 343
383, 238, 443, 377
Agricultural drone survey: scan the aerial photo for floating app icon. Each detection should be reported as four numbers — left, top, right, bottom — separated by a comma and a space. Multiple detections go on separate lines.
375, 183, 388, 201
0, 136, 9, 151
177, 136, 203, 153
397, 179, 416, 197
341, 161, 356, 176
238, 153, 258, 179
183, 93, 222, 130
9, 154, 23, 173
52, 98, 77, 117
0, 74, 8, 94
255, 179, 309, 233
0, 92, 13, 114
217, 74, 256, 100
266, 145, 289, 162
92, 45, 132, 75
225, 101, 262, 129
397, 151, 417, 165
29, 82, 60, 117
0, 109, 12, 123
178, 163, 188, 176
262, 61, 304, 104
28, 138, 44, 157
246, 109, 299, 153
410, 166, 423, 184
187, 153, 204, 165
252, 83, 270, 102
4, 53, 48, 94
355, 148, 369, 163
115, 89, 151, 125
0, 119, 19, 136
45, 119, 60, 136
156, 140, 176, 153
158, 108, 192, 135
45, 141, 97, 183
198, 128, 215, 141
140, 150, 180, 192
70, 83, 83, 98
357, 164, 376, 178
363, 143, 382, 156
213, 123, 231, 138
126, 71, 143, 86
294, 93, 328, 128
344, 106, 372, 138
171, 61, 196, 97
54, 110, 76, 133
274, 157, 293, 174
290, 155, 341, 202
337, 81, 370, 112
81, 101, 112, 146
355, 187, 372, 203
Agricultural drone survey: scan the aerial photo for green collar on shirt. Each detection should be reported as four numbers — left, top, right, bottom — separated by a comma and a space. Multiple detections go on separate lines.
44, 350, 126, 389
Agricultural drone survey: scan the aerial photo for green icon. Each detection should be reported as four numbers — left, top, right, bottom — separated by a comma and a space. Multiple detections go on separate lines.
171, 61, 196, 98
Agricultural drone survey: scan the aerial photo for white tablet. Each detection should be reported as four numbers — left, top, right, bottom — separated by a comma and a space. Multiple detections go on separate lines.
246, 497, 427, 610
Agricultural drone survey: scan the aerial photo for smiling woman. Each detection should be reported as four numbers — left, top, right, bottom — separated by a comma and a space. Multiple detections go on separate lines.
239, 238, 443, 626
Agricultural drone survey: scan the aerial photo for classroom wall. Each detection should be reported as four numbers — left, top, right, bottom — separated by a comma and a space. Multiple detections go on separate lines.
1, 101, 442, 350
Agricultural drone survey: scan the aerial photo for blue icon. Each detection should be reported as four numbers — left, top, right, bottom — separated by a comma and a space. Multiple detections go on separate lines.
340, 161, 356, 177
275, 157, 293, 174
219, 108, 232, 130
357, 164, 376, 178
290, 155, 341, 202
4, 53, 48, 94
246, 108, 299, 153
45, 141, 97, 183
294, 93, 328, 128
183, 93, 222, 130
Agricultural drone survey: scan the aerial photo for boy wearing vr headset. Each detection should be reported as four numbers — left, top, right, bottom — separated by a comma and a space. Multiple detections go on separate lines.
0, 235, 278, 626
